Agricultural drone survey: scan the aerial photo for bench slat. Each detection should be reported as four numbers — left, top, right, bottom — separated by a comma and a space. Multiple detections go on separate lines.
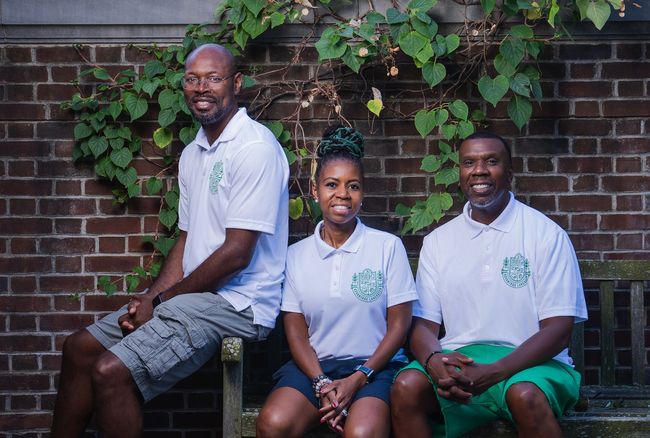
222, 337, 244, 438
630, 281, 646, 386
571, 322, 585, 376
580, 260, 650, 281
600, 281, 615, 386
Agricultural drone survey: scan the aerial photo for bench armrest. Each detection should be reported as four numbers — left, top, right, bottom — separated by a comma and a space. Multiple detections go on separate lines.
222, 337, 244, 437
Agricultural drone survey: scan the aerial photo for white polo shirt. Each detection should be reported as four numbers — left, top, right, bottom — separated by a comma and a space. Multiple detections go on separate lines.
413, 193, 587, 366
177, 108, 289, 328
281, 219, 418, 361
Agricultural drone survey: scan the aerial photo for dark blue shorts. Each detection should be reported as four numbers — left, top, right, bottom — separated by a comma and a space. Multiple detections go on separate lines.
271, 359, 405, 409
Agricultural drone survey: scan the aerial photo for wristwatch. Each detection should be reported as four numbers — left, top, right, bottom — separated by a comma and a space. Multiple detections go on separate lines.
353, 364, 374, 383
152, 294, 164, 308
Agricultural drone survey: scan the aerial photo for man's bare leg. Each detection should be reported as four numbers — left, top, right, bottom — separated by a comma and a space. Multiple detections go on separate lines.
51, 329, 106, 438
92, 351, 143, 438
390, 370, 440, 438
506, 382, 562, 438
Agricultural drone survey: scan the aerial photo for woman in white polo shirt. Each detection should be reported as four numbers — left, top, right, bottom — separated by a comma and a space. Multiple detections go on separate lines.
256, 126, 418, 438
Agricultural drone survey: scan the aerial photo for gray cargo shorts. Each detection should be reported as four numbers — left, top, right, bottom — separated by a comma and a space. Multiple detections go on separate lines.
86, 292, 271, 402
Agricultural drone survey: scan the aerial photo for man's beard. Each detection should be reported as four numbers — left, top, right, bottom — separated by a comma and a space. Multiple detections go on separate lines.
190, 97, 229, 125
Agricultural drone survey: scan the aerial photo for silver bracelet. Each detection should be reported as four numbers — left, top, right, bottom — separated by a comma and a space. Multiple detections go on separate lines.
311, 374, 332, 398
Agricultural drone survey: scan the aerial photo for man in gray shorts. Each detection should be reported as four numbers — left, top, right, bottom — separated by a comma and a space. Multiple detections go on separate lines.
50, 44, 289, 438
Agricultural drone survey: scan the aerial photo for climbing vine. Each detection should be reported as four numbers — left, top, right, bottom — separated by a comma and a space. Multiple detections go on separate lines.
63, 0, 622, 293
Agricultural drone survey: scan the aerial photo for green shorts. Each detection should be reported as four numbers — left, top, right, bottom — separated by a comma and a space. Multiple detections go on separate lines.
397, 344, 581, 438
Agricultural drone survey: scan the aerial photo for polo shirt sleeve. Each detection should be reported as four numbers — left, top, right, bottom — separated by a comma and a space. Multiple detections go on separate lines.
385, 237, 418, 307
177, 149, 190, 232
412, 233, 443, 324
280, 256, 302, 313
535, 230, 588, 323
226, 141, 286, 234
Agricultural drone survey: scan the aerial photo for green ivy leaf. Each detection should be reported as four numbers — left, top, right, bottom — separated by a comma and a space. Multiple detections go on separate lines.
141, 79, 160, 97
88, 136, 109, 158
367, 99, 383, 116
394, 203, 412, 217
422, 62, 446, 87
399, 31, 429, 57
432, 34, 447, 56
93, 68, 111, 81
434, 167, 459, 187
499, 37, 526, 67
146, 177, 163, 195
126, 274, 140, 292
448, 99, 469, 121
164, 188, 179, 209
407, 0, 437, 12
144, 60, 166, 78
123, 93, 148, 121
480, 0, 496, 14
241, 75, 256, 89
415, 109, 437, 138
478, 75, 509, 107
98, 276, 117, 296
494, 54, 517, 77
421, 154, 442, 172
115, 166, 137, 187
576, 0, 611, 30
366, 11, 386, 26
386, 8, 409, 24
284, 148, 297, 166
445, 34, 460, 54
435, 108, 449, 126
110, 147, 133, 169
159, 208, 178, 229
265, 121, 283, 138
242, 14, 270, 39
117, 127, 132, 140
457, 120, 475, 139
509, 24, 534, 39
74, 123, 93, 140
154, 237, 176, 257
527, 41, 544, 59
180, 125, 198, 145
270, 12, 285, 28
288, 197, 304, 220
243, 0, 266, 16
158, 107, 177, 128
108, 101, 122, 121
415, 43, 434, 64
153, 127, 173, 149
548, 0, 560, 26
507, 95, 532, 130
440, 123, 457, 140
127, 183, 141, 198
411, 16, 438, 39
315, 28, 347, 60
342, 48, 363, 73
510, 73, 531, 97
402, 200, 434, 235
234, 27, 249, 50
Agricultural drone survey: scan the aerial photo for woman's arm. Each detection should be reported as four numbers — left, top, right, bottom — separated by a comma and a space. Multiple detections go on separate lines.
283, 311, 323, 380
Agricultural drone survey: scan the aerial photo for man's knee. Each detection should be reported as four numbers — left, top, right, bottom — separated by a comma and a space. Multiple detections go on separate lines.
391, 370, 432, 412
62, 329, 104, 364
91, 352, 133, 390
506, 382, 553, 421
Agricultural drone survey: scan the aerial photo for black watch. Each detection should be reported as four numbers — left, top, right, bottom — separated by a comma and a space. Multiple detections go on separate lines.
152, 294, 164, 308
353, 364, 374, 382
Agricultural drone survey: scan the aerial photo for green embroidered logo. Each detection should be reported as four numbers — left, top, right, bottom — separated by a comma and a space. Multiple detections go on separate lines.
351, 268, 384, 302
209, 161, 224, 194
501, 253, 531, 288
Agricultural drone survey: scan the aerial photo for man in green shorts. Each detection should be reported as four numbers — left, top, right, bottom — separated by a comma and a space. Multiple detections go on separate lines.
391, 132, 587, 438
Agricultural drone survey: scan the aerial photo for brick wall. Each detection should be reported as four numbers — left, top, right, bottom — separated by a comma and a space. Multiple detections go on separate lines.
0, 40, 649, 436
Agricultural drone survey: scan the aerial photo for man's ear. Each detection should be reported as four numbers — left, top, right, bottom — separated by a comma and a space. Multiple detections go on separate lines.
233, 72, 243, 95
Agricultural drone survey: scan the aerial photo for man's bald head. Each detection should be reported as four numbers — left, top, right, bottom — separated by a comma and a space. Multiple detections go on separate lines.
185, 44, 236, 71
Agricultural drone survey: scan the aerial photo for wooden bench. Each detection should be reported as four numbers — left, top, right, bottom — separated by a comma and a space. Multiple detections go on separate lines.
220, 260, 650, 437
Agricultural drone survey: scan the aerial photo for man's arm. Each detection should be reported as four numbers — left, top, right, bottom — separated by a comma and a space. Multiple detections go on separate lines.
458, 316, 574, 395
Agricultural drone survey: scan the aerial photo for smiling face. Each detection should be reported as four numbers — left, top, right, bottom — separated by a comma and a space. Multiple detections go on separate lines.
183, 45, 241, 130
312, 158, 363, 231
459, 137, 513, 224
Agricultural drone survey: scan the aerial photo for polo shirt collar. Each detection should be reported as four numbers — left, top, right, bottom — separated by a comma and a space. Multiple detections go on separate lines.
314, 218, 365, 259
463, 192, 517, 239
193, 107, 248, 151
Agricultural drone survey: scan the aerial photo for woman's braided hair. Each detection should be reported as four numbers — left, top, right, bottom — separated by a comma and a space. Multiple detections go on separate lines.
314, 125, 365, 181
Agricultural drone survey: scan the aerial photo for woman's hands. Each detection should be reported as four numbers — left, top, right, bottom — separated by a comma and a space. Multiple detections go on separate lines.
317, 371, 367, 434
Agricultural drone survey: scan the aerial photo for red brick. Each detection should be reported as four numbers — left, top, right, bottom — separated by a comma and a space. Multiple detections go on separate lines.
616, 233, 642, 250
5, 47, 32, 62
10, 394, 38, 410
558, 195, 611, 212
384, 120, 419, 137
385, 158, 424, 174
0, 218, 52, 234
0, 335, 51, 352
0, 141, 51, 157
35, 45, 90, 62
85, 179, 117, 196
54, 256, 82, 273
8, 161, 35, 177
602, 176, 650, 192
572, 214, 597, 231
515, 176, 568, 192
573, 101, 600, 118
95, 46, 123, 62
7, 84, 35, 101
401, 138, 427, 155
572, 175, 597, 192
0, 104, 45, 120
527, 158, 554, 172
603, 101, 650, 117
10, 238, 36, 254
36, 83, 79, 101
85, 256, 142, 273
616, 195, 642, 211
41, 354, 62, 371
516, 138, 568, 155
0, 180, 51, 196
528, 195, 556, 212
558, 119, 611, 136
54, 295, 82, 311
40, 313, 95, 331
616, 44, 643, 60
40, 199, 96, 215
54, 218, 82, 234
54, 140, 75, 157
602, 62, 650, 79
602, 137, 650, 154
0, 66, 48, 82
36, 122, 76, 140
11, 354, 39, 371
615, 119, 642, 135
560, 44, 611, 59
9, 198, 36, 216
569, 233, 613, 251
615, 157, 641, 172
84, 294, 130, 311
40, 238, 95, 254
573, 138, 597, 154
11, 276, 37, 293
7, 123, 35, 138
55, 180, 82, 195
51, 65, 79, 81
557, 157, 611, 173
9, 315, 37, 331
617, 81, 644, 97
127, 197, 161, 215
570, 63, 596, 79
0, 257, 51, 274
99, 198, 128, 215
125, 46, 155, 63
601, 214, 650, 230
559, 81, 612, 98
0, 296, 50, 312
99, 237, 126, 253
87, 217, 141, 234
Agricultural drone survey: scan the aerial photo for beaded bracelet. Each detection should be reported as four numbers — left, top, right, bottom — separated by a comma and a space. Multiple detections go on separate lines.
311, 374, 333, 398
424, 350, 443, 373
